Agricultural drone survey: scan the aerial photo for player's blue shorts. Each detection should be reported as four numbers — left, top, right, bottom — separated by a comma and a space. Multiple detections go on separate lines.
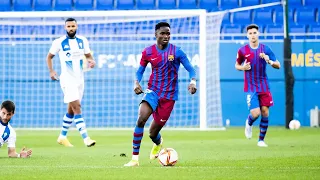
141, 89, 176, 126
246, 92, 274, 110
141, 89, 159, 111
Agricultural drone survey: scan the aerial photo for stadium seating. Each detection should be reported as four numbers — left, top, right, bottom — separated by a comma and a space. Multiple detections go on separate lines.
14, 0, 33, 11
261, 0, 281, 3
179, 0, 198, 9
34, 0, 52, 11
296, 8, 317, 25
0, 0, 12, 11
305, 0, 320, 7
288, 0, 303, 7
253, 9, 274, 25
241, 0, 260, 7
274, 8, 294, 24
199, 0, 218, 12
74, 0, 94, 10
0, 0, 320, 39
54, 0, 73, 10
96, 0, 114, 10
117, 0, 135, 10
233, 11, 252, 24
136, 0, 155, 10
158, 0, 176, 9
220, 0, 239, 9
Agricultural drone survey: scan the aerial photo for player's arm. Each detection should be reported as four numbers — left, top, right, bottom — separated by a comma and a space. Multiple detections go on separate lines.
7, 133, 32, 158
83, 37, 96, 68
178, 48, 197, 94
134, 51, 148, 95
235, 49, 251, 71
47, 39, 59, 80
260, 46, 280, 69
8, 147, 32, 158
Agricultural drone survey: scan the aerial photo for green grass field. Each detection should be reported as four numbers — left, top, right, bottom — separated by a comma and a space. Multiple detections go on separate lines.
2, 127, 320, 180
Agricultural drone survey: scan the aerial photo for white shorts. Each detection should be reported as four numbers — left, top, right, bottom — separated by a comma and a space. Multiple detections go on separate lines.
61, 83, 84, 103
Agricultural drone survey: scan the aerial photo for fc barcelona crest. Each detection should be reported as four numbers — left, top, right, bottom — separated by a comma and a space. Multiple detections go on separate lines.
168, 55, 174, 61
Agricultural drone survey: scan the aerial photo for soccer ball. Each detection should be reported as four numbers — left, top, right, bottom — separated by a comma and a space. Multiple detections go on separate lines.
289, 120, 301, 130
158, 148, 178, 166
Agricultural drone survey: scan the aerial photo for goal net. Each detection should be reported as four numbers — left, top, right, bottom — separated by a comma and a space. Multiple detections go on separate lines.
0, 10, 223, 130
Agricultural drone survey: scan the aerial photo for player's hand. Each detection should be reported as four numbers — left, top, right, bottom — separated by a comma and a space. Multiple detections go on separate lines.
19, 147, 32, 158
188, 83, 197, 94
50, 70, 58, 80
260, 53, 271, 64
134, 81, 144, 95
88, 59, 96, 68
242, 60, 251, 71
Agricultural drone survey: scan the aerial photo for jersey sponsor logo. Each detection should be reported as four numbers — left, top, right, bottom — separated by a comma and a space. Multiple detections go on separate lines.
151, 58, 157, 61
245, 54, 251, 58
168, 55, 174, 61
160, 119, 167, 122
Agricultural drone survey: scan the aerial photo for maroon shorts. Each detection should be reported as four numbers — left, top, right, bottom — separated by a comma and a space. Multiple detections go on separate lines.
258, 92, 274, 107
152, 98, 175, 126
246, 92, 273, 110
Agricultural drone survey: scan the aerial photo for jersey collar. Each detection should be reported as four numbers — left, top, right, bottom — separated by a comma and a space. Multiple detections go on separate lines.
0, 119, 8, 126
66, 35, 76, 39
155, 43, 170, 52
249, 43, 260, 50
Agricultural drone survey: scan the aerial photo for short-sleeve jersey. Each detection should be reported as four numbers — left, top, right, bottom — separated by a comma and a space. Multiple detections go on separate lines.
49, 35, 91, 85
236, 43, 276, 92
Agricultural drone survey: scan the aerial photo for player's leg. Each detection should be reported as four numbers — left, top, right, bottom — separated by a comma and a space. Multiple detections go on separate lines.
257, 92, 274, 147
149, 99, 175, 160
124, 90, 158, 167
245, 92, 261, 139
124, 102, 153, 167
57, 103, 74, 147
70, 83, 96, 147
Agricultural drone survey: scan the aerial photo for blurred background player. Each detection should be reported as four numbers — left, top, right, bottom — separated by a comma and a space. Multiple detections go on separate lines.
0, 100, 32, 158
46, 18, 96, 147
235, 24, 280, 147
124, 22, 197, 167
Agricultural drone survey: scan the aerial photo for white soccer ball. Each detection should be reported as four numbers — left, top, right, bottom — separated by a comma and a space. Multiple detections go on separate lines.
289, 120, 301, 130
158, 148, 178, 166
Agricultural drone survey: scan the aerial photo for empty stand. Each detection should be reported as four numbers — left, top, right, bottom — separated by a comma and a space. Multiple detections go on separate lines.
54, 0, 73, 10
136, 0, 155, 10
0, 0, 11, 11
117, 0, 135, 10
34, 0, 52, 11
14, 0, 33, 11
96, 0, 114, 10
158, 0, 176, 9
74, 0, 94, 10
179, 0, 198, 9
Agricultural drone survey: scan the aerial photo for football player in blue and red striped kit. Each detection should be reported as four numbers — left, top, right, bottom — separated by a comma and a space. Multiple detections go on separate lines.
235, 24, 280, 147
124, 22, 197, 166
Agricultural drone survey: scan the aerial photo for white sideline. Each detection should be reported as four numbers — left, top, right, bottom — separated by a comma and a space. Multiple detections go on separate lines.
14, 127, 226, 131
2, 165, 319, 170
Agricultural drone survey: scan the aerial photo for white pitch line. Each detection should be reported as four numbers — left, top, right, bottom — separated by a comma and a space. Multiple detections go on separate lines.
2, 165, 320, 170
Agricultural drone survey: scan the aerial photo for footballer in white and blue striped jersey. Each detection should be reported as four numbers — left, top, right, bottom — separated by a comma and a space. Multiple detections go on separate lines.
46, 18, 96, 147
0, 100, 32, 158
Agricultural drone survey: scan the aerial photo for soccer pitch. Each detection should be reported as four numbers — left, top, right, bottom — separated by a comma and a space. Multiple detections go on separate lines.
2, 128, 320, 179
